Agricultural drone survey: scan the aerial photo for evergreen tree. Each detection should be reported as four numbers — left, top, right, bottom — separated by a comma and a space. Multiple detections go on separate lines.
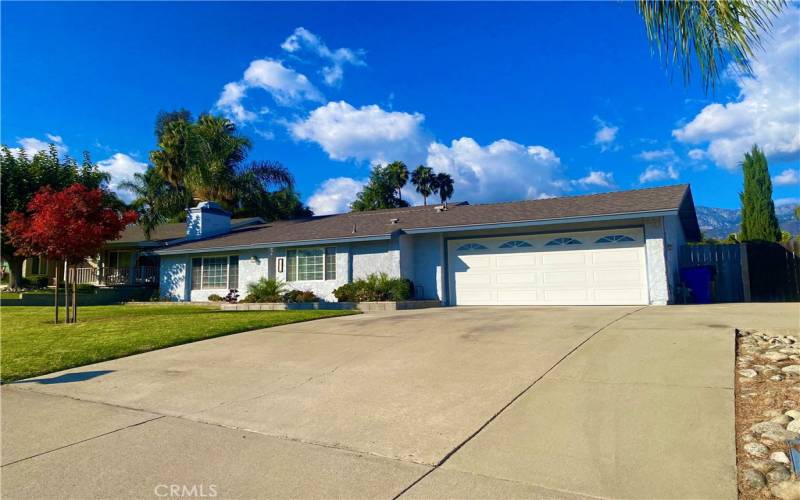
739, 145, 781, 242
351, 165, 409, 211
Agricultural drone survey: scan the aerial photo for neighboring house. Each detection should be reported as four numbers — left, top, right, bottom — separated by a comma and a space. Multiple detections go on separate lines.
156, 184, 700, 306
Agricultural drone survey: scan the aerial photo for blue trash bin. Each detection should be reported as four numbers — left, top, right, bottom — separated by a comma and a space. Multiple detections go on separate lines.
680, 266, 714, 304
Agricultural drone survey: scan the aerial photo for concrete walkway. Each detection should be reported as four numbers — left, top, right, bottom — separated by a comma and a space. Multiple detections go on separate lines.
2, 304, 798, 499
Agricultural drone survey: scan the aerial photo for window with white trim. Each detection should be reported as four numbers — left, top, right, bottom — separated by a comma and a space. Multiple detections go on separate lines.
595, 234, 635, 243
499, 240, 532, 249
286, 247, 336, 282
191, 255, 239, 290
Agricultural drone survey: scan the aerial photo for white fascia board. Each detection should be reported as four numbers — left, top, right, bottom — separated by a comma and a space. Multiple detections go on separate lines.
154, 234, 392, 256
402, 209, 678, 235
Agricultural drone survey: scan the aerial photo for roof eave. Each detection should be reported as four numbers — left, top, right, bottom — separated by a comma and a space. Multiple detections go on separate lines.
154, 233, 392, 256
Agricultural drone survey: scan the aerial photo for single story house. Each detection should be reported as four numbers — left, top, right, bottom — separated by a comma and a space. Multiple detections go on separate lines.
155, 184, 700, 306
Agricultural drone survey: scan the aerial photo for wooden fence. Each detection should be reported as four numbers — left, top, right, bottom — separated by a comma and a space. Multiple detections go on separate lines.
679, 242, 800, 303
679, 244, 745, 302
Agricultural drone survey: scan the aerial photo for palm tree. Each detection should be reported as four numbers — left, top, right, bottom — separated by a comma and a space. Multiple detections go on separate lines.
149, 113, 295, 215
385, 161, 409, 201
432, 172, 454, 207
118, 169, 189, 240
636, 0, 785, 90
411, 165, 435, 205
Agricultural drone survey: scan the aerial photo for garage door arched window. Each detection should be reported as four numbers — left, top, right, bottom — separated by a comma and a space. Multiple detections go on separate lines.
545, 237, 582, 246
456, 243, 488, 251
596, 234, 635, 243
498, 240, 532, 249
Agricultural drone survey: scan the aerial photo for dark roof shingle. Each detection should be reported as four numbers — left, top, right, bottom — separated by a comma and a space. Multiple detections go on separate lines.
158, 184, 698, 252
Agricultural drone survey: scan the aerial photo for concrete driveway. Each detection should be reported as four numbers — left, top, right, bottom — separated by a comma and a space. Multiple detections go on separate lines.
2, 304, 798, 499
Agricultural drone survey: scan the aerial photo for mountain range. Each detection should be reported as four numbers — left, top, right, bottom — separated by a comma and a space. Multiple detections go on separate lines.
696, 204, 799, 239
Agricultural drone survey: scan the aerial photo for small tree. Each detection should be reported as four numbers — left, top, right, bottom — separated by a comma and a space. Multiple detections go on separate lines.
6, 184, 136, 323
739, 145, 781, 242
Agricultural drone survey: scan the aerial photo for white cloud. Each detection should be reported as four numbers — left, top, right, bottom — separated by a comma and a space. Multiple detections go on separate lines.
776, 197, 800, 206
774, 168, 800, 186
243, 59, 324, 105
97, 153, 148, 203
672, 7, 800, 170
307, 176, 366, 215
215, 58, 323, 124
637, 148, 675, 161
688, 148, 707, 161
572, 170, 615, 189
426, 137, 563, 203
281, 27, 365, 86
289, 101, 428, 164
593, 116, 619, 151
216, 82, 258, 123
638, 165, 679, 184
8, 133, 68, 157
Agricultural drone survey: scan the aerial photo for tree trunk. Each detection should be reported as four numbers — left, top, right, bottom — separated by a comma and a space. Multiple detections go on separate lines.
54, 264, 60, 324
64, 261, 70, 324
7, 255, 24, 290
72, 267, 77, 323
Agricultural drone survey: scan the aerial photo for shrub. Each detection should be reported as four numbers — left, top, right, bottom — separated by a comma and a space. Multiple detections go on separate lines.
245, 278, 287, 303
333, 273, 413, 302
207, 294, 223, 302
283, 289, 320, 303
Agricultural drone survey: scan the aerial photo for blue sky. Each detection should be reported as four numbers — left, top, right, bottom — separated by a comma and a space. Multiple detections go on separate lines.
3, 2, 798, 213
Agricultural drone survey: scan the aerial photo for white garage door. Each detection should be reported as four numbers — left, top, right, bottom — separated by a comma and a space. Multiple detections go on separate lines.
447, 228, 648, 306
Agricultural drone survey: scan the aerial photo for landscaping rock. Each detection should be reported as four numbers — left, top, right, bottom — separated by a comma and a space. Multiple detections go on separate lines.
740, 369, 759, 378
788, 420, 800, 433
767, 466, 793, 484
771, 481, 800, 500
772, 415, 793, 425
752, 421, 787, 434
742, 468, 767, 489
748, 459, 781, 474
763, 352, 790, 361
773, 375, 788, 382
745, 442, 770, 458
786, 410, 800, 420
766, 410, 785, 418
763, 429, 800, 442
783, 365, 800, 375
771, 452, 791, 464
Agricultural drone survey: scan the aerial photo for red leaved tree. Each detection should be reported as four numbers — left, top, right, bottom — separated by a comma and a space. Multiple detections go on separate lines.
6, 184, 137, 323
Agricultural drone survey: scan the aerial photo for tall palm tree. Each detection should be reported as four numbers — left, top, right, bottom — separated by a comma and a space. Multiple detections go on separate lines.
118, 169, 189, 239
432, 172, 454, 207
636, 0, 785, 90
411, 165, 435, 206
149, 113, 294, 214
385, 161, 409, 201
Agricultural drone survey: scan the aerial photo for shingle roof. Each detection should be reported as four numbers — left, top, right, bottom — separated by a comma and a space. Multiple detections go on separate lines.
158, 184, 699, 253
111, 217, 263, 246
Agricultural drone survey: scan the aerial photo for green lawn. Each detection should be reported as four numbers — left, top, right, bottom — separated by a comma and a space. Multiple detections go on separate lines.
0, 305, 358, 382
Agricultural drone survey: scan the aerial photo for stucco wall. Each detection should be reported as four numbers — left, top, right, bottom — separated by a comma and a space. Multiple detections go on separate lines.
159, 255, 188, 301
409, 233, 445, 301
644, 218, 669, 305
662, 214, 686, 302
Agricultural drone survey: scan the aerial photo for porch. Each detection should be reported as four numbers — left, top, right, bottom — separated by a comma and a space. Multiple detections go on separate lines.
73, 266, 158, 286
